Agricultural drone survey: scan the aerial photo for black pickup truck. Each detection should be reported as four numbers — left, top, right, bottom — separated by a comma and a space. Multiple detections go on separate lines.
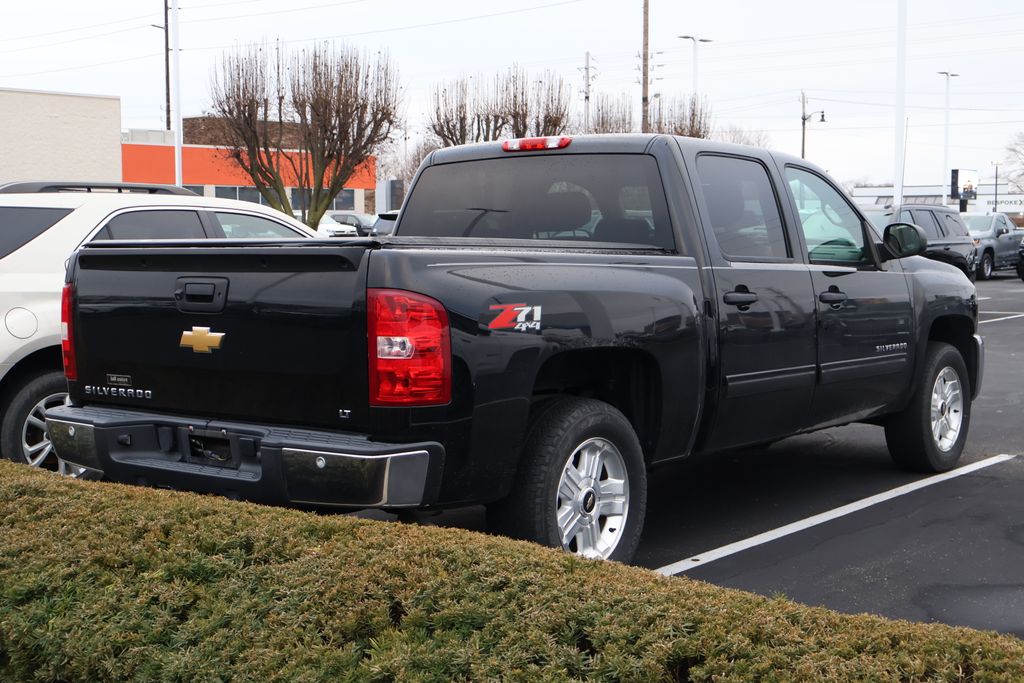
47, 135, 983, 563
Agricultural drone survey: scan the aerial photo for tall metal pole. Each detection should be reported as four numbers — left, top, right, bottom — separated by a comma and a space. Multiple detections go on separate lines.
938, 71, 959, 206
162, 1, 170, 131
893, 0, 907, 207
641, 0, 649, 133
171, 0, 182, 186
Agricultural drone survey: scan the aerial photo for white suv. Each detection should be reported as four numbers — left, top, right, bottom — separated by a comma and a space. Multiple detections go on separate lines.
0, 183, 315, 470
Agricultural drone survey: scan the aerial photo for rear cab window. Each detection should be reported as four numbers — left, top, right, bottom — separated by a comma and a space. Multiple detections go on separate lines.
0, 207, 72, 259
397, 154, 677, 251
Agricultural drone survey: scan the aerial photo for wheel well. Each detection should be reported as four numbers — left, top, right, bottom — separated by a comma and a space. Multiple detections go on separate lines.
0, 346, 63, 419
928, 316, 978, 395
532, 349, 660, 460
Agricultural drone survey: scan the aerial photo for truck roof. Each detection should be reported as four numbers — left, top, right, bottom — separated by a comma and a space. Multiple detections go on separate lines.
425, 133, 815, 174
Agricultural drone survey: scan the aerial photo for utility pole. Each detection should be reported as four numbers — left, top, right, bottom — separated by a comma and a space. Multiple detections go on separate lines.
800, 90, 825, 160
641, 0, 649, 133
583, 51, 592, 132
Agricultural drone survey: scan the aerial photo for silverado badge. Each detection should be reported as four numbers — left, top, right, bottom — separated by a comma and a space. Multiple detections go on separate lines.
180, 326, 225, 353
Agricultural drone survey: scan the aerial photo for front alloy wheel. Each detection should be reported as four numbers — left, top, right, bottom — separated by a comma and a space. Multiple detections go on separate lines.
885, 342, 970, 472
930, 367, 963, 452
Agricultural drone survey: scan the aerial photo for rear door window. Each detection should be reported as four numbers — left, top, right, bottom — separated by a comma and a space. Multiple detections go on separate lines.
910, 210, 943, 240
95, 210, 207, 240
696, 154, 789, 260
0, 207, 72, 259
398, 154, 676, 251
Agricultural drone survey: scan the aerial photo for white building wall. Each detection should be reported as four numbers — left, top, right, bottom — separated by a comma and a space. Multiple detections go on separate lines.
0, 88, 122, 183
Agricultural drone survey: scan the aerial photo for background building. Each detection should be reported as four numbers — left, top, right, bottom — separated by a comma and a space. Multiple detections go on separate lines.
1, 89, 375, 214
0, 88, 122, 182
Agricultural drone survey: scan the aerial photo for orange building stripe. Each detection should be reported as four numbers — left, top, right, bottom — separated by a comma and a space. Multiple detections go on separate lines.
122, 144, 375, 190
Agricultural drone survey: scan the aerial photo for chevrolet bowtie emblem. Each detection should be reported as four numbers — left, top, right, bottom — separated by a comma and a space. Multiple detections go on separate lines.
180, 326, 225, 353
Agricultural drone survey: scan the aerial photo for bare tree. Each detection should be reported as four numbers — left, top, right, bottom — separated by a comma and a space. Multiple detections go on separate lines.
588, 93, 635, 134
428, 66, 573, 146
1007, 132, 1024, 192
715, 124, 771, 148
209, 42, 399, 227
650, 94, 713, 139
428, 76, 506, 146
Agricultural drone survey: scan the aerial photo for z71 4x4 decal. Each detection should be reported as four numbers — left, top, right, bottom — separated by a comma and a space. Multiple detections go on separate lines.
488, 303, 543, 332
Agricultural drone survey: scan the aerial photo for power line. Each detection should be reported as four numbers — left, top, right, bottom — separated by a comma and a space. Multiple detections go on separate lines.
180, 0, 372, 24
0, 24, 154, 55
0, 12, 156, 42
186, 0, 584, 52
0, 53, 162, 79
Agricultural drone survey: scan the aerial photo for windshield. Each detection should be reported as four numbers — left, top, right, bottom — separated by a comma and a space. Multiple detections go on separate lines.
963, 215, 993, 231
397, 154, 676, 251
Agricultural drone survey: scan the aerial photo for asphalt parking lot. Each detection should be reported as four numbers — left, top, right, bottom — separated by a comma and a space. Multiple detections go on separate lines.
393, 273, 1024, 637
634, 273, 1024, 637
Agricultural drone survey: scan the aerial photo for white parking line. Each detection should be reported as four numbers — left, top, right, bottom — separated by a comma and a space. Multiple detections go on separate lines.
980, 314, 1024, 324
654, 454, 1017, 576
978, 296, 992, 301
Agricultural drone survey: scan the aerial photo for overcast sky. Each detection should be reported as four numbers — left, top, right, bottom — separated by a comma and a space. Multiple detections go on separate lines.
3, 0, 1023, 188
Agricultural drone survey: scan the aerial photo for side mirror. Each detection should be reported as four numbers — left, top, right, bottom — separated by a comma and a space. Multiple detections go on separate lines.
880, 222, 927, 261
997, 226, 1010, 236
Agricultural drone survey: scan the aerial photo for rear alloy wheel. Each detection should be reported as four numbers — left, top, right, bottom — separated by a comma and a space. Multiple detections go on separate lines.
1, 371, 68, 468
978, 252, 994, 280
487, 397, 647, 563
884, 342, 970, 472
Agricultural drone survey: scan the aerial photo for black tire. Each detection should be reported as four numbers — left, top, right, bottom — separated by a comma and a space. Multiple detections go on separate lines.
884, 342, 970, 473
0, 370, 67, 467
1017, 262, 1024, 282
487, 397, 647, 563
978, 252, 994, 280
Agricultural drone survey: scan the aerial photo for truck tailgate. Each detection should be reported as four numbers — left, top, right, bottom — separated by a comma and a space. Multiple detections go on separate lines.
70, 244, 371, 431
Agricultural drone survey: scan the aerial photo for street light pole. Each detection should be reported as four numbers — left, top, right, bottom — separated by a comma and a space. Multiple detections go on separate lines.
992, 160, 1002, 213
678, 35, 712, 94
938, 71, 959, 206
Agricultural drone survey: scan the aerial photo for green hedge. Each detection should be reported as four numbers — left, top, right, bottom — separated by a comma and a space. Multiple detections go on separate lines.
0, 461, 1022, 682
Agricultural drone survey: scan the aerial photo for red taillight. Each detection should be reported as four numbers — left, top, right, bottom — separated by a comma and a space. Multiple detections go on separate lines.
61, 283, 77, 381
368, 289, 451, 406
501, 136, 572, 152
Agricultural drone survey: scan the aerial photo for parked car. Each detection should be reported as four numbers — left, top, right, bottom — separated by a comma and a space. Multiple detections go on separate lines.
862, 204, 977, 280
315, 213, 358, 237
0, 182, 314, 471
48, 136, 982, 564
327, 212, 376, 237
371, 210, 399, 236
962, 212, 1023, 279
